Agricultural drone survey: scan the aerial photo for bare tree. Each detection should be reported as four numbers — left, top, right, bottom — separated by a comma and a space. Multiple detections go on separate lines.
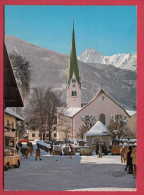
78, 115, 96, 139
108, 114, 128, 140
57, 109, 72, 141
9, 51, 31, 99
24, 87, 62, 140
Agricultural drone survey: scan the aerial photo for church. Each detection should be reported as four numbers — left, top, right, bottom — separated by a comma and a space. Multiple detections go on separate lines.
56, 25, 136, 141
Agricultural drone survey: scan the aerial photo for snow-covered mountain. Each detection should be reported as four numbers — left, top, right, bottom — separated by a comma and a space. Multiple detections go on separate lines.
5, 36, 136, 108
78, 48, 136, 71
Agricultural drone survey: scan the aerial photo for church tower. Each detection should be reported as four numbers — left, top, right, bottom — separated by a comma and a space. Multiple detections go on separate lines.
66, 24, 81, 108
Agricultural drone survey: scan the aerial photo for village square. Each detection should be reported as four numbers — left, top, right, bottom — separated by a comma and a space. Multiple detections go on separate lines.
4, 6, 136, 191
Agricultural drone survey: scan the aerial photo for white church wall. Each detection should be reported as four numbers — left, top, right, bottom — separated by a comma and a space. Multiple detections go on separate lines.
72, 91, 129, 138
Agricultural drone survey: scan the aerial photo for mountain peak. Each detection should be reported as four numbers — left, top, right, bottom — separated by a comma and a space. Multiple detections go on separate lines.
78, 48, 136, 71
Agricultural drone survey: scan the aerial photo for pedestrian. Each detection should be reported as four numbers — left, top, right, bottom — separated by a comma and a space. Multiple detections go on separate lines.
98, 143, 102, 158
35, 144, 42, 160
131, 146, 136, 176
16, 143, 19, 153
69, 144, 72, 159
49, 143, 53, 155
126, 146, 133, 174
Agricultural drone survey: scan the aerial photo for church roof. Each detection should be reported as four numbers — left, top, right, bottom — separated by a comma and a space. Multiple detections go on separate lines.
61, 107, 82, 117
68, 24, 80, 86
85, 121, 109, 137
126, 110, 136, 116
63, 88, 132, 118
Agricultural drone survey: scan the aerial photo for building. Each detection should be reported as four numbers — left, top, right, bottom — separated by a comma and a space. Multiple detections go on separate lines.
56, 25, 136, 141
127, 112, 136, 138
4, 108, 24, 148
4, 45, 24, 149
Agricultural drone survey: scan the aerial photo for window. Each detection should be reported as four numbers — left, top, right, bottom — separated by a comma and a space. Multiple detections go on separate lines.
32, 133, 35, 137
72, 79, 76, 83
72, 91, 77, 96
99, 113, 106, 125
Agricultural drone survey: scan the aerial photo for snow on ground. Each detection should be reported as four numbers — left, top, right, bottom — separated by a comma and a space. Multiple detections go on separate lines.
4, 154, 136, 191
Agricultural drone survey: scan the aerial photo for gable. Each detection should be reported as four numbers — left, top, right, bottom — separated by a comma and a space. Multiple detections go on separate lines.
71, 89, 130, 118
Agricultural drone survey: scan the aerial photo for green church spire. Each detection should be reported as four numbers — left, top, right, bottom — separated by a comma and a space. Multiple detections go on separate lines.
68, 24, 81, 86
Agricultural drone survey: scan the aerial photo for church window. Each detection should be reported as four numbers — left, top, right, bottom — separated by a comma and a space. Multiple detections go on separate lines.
72, 91, 77, 96
99, 113, 106, 125
72, 79, 76, 83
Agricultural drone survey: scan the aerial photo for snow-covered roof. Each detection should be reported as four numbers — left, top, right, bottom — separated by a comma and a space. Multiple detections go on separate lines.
126, 110, 136, 116
5, 108, 24, 121
62, 107, 82, 117
85, 121, 109, 137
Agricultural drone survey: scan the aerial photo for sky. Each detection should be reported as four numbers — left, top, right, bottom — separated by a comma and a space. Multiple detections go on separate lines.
5, 6, 136, 56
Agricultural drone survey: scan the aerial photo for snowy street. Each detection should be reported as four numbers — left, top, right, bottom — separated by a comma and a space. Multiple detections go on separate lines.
4, 154, 136, 191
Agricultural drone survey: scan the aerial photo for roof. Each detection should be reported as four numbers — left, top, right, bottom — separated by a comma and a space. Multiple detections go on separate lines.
5, 108, 24, 121
4, 45, 23, 107
68, 24, 81, 86
85, 121, 109, 137
61, 107, 82, 117
66, 88, 131, 118
126, 110, 136, 116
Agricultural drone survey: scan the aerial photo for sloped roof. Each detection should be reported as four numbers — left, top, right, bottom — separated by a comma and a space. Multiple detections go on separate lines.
85, 121, 109, 137
68, 24, 81, 86
4, 45, 23, 107
68, 88, 131, 118
126, 110, 136, 116
5, 108, 24, 121
60, 107, 82, 117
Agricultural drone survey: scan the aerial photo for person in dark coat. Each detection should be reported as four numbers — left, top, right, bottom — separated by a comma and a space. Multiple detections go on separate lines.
126, 146, 133, 174
35, 144, 42, 160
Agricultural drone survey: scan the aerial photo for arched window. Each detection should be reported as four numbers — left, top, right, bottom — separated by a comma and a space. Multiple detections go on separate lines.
72, 91, 77, 96
99, 113, 106, 125
72, 79, 76, 83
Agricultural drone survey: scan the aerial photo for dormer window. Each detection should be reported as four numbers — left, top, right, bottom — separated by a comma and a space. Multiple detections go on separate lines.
72, 91, 77, 96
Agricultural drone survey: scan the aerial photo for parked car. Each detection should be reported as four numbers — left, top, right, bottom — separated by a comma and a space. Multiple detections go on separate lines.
4, 148, 20, 171
80, 146, 92, 156
52, 145, 62, 155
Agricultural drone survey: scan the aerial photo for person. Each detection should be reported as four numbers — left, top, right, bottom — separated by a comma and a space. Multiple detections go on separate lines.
35, 144, 42, 160
126, 146, 133, 174
131, 146, 136, 176
49, 143, 53, 155
16, 143, 19, 153
98, 143, 102, 158
69, 144, 72, 159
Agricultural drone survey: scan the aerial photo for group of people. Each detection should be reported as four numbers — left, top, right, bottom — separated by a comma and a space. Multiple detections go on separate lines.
120, 145, 136, 176
16, 142, 42, 160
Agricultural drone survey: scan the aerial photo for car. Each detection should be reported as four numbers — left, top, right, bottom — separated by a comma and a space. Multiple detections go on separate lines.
79, 146, 92, 156
4, 148, 20, 171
